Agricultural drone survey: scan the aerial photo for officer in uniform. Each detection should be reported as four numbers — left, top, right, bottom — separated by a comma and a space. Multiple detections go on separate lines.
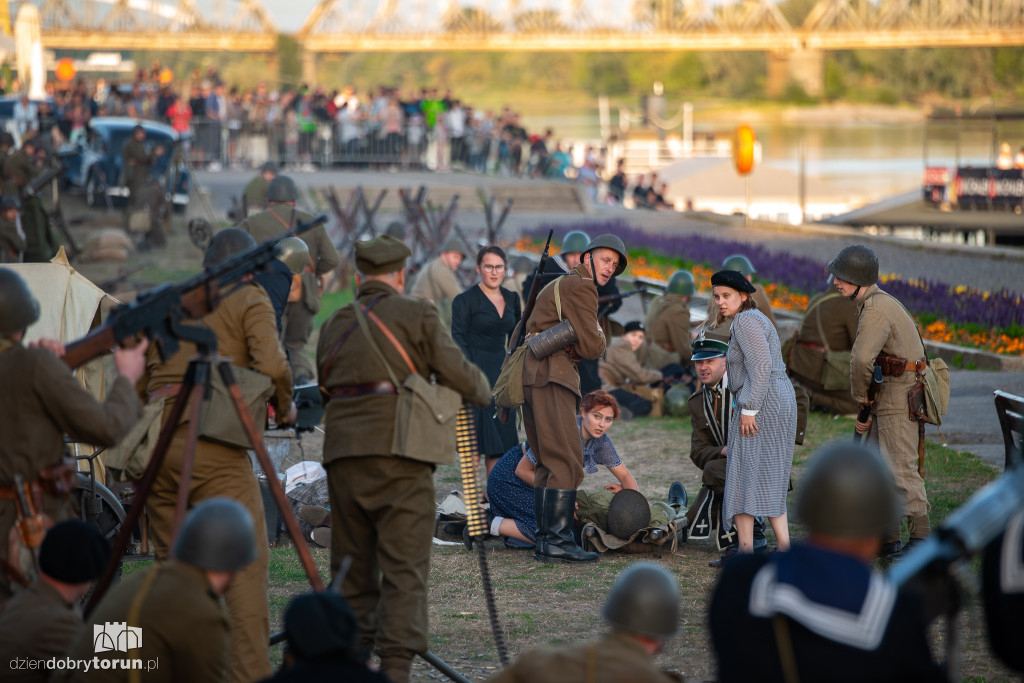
139, 229, 294, 683
644, 269, 694, 370
787, 285, 860, 415
0, 269, 144, 601
721, 254, 777, 331
523, 234, 625, 564
238, 175, 339, 384
487, 562, 680, 683
0, 195, 25, 263
0, 520, 110, 683
829, 244, 931, 556
408, 236, 465, 325
56, 498, 258, 683
316, 235, 490, 683
244, 160, 277, 215
710, 442, 945, 682
684, 328, 767, 558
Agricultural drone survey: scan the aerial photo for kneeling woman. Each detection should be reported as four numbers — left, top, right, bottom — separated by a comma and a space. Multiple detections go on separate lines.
486, 390, 638, 547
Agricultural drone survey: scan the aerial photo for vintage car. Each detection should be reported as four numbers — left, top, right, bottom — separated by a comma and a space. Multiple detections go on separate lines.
58, 117, 190, 212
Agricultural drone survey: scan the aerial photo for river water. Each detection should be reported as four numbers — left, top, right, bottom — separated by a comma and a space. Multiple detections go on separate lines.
520, 105, 1024, 203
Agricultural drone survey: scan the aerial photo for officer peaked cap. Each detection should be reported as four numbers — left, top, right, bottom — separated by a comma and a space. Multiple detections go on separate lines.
691, 326, 730, 360
710, 269, 755, 294
355, 235, 411, 275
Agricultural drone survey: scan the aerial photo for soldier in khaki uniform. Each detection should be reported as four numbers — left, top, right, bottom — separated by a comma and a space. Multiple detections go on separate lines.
3, 139, 55, 263
0, 269, 144, 601
487, 562, 680, 683
316, 235, 490, 683
829, 244, 930, 556
0, 195, 25, 263
2, 138, 39, 196
238, 175, 339, 383
788, 286, 860, 415
56, 499, 256, 683
523, 234, 624, 564
599, 321, 664, 418
0, 520, 109, 683
140, 229, 294, 683
722, 254, 777, 331
644, 269, 694, 369
408, 237, 465, 325
122, 124, 164, 209
243, 161, 277, 215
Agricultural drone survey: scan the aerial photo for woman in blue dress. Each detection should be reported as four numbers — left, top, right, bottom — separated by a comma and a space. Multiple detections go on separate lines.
486, 391, 639, 547
451, 246, 522, 476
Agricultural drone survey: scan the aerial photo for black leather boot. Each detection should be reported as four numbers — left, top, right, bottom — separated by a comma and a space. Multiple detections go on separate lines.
535, 489, 598, 563
533, 487, 546, 547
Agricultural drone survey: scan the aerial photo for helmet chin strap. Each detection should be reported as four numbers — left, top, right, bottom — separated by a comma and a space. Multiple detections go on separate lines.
848, 286, 862, 301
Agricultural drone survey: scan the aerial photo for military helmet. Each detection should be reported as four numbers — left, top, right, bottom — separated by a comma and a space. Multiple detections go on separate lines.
204, 228, 256, 269
601, 562, 679, 639
266, 175, 299, 203
795, 441, 900, 538
260, 160, 278, 175
561, 230, 590, 255
722, 254, 756, 276
827, 245, 878, 287
0, 268, 40, 336
275, 237, 310, 275
439, 237, 465, 256
663, 385, 693, 417
173, 497, 258, 572
667, 270, 695, 296
585, 234, 628, 277
606, 489, 651, 539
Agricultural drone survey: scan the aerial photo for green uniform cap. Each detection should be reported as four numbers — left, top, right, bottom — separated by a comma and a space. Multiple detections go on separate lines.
691, 326, 730, 360
355, 234, 411, 275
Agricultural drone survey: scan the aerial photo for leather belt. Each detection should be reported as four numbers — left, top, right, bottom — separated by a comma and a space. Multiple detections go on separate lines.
328, 381, 397, 399
0, 481, 43, 501
797, 341, 826, 352
148, 383, 182, 402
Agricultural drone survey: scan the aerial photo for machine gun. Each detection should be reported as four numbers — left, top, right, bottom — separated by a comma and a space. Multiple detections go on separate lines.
597, 287, 648, 319
495, 229, 554, 424
61, 215, 327, 370
853, 366, 884, 442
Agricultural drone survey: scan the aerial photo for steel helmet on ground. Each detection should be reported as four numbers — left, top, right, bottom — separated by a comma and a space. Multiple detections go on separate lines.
601, 561, 680, 639
606, 489, 651, 539
586, 234, 628, 276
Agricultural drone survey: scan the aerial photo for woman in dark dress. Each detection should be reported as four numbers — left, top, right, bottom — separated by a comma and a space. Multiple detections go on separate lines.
451, 246, 522, 476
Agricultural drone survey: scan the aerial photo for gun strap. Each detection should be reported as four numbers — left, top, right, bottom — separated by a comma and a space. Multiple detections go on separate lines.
554, 277, 563, 322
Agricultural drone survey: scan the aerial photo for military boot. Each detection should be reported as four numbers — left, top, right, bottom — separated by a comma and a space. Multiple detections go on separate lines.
533, 487, 546, 547
535, 489, 598, 563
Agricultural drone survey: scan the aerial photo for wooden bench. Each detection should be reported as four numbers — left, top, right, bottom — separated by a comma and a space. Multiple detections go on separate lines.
994, 389, 1024, 469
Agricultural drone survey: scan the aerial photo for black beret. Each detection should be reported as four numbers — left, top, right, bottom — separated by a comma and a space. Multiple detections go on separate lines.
285, 592, 358, 660
623, 320, 645, 335
39, 520, 111, 584
710, 269, 756, 294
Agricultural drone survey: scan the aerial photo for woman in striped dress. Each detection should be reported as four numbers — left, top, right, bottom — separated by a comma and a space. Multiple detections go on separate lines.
711, 269, 797, 553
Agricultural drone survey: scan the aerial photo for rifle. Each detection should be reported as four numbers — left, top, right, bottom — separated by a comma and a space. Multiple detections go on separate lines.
853, 365, 884, 443
61, 215, 327, 370
495, 229, 554, 424
597, 288, 647, 319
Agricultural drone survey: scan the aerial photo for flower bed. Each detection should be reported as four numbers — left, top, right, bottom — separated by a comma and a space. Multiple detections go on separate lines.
518, 220, 1024, 357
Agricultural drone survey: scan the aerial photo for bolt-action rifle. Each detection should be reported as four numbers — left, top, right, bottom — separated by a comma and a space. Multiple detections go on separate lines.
495, 229, 554, 424
60, 215, 327, 370
853, 365, 884, 442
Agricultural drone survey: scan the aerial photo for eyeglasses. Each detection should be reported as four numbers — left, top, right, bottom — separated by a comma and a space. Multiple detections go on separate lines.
481, 265, 506, 273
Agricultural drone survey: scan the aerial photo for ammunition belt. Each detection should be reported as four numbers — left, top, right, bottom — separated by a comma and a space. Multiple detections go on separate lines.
875, 353, 926, 377
328, 381, 397, 399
